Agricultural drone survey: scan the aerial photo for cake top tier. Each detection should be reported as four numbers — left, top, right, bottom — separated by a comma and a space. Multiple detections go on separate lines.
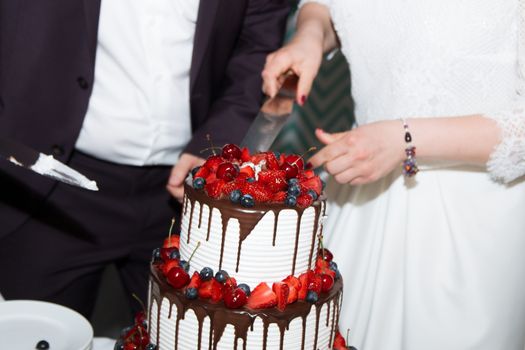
189, 144, 323, 209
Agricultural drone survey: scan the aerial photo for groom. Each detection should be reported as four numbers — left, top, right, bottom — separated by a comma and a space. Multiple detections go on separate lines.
0, 0, 290, 317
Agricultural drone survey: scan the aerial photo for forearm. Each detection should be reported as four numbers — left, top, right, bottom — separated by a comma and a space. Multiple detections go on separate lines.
296, 3, 337, 53
406, 115, 500, 164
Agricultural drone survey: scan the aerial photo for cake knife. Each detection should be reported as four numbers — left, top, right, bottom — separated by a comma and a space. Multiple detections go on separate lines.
240, 73, 298, 152
0, 137, 98, 191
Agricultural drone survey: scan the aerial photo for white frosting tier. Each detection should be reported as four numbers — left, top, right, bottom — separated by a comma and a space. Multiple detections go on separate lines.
149, 290, 342, 350
179, 193, 326, 289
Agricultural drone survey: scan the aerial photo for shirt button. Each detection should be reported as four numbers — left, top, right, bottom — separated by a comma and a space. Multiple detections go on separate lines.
77, 77, 89, 90
51, 145, 65, 156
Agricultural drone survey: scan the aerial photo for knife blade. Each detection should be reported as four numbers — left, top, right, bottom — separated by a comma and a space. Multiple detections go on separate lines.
0, 137, 98, 191
240, 73, 298, 152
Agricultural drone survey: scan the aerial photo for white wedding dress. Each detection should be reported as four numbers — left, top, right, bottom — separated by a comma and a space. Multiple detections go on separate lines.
300, 1, 525, 349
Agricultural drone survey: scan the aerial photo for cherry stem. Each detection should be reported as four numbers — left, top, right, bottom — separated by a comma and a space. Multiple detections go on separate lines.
187, 241, 201, 264
318, 233, 325, 260
291, 146, 317, 166
206, 134, 217, 156
132, 293, 146, 315
346, 328, 350, 346
168, 218, 175, 247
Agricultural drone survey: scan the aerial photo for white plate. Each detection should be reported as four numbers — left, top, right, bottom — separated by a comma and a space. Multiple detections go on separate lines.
0, 300, 93, 350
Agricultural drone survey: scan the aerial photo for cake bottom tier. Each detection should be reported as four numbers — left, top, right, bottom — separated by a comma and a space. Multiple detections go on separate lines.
148, 271, 343, 350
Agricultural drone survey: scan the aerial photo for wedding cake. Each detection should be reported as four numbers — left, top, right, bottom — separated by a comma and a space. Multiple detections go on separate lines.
147, 144, 343, 350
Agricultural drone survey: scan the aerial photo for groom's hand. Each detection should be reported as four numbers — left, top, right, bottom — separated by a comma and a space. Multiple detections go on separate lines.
167, 153, 206, 202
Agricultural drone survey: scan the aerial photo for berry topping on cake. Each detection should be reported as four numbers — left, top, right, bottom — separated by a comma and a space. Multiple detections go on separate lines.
272, 282, 290, 311
246, 282, 277, 309
190, 144, 323, 207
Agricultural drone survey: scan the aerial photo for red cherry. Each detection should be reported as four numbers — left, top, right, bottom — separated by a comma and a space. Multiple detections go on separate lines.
216, 162, 239, 182
281, 162, 299, 179
319, 248, 333, 263
166, 267, 190, 289
285, 155, 304, 170
124, 342, 138, 350
224, 287, 248, 309
221, 144, 242, 160
320, 274, 334, 292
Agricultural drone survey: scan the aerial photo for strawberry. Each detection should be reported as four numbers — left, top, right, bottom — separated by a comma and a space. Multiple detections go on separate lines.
203, 155, 224, 172
224, 276, 237, 289
307, 274, 323, 295
211, 282, 223, 303
302, 169, 315, 179
242, 182, 272, 202
272, 191, 287, 202
194, 166, 210, 179
333, 330, 347, 349
161, 259, 180, 276
205, 179, 226, 199
187, 271, 202, 290
298, 271, 314, 300
246, 282, 277, 309
241, 147, 251, 162
297, 194, 314, 208
239, 165, 255, 178
282, 275, 301, 291
221, 180, 239, 196
272, 282, 290, 311
250, 153, 267, 165
258, 170, 287, 192
265, 152, 280, 170
205, 172, 217, 184
198, 278, 222, 299
163, 235, 180, 249
300, 176, 322, 196
287, 284, 298, 304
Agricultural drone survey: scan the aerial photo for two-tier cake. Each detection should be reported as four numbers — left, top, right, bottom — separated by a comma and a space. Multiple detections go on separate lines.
147, 144, 344, 350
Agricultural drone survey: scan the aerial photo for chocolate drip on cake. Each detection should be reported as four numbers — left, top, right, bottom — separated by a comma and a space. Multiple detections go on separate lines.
182, 184, 323, 276
149, 267, 342, 350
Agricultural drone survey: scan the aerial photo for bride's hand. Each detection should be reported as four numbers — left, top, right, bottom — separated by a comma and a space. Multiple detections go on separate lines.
309, 121, 406, 185
261, 33, 324, 105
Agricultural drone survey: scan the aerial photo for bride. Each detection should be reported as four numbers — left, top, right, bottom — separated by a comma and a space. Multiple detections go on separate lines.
263, 1, 525, 349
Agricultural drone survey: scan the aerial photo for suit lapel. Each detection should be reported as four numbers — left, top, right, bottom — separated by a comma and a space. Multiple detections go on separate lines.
83, 0, 102, 65
190, 0, 221, 91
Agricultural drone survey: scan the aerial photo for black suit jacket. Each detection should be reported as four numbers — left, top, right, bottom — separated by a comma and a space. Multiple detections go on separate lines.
0, 0, 290, 236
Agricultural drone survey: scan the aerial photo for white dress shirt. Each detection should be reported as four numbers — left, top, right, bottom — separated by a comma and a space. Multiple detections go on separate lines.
75, 0, 200, 166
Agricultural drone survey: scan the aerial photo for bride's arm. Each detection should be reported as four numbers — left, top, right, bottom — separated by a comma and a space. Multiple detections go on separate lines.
262, 2, 337, 104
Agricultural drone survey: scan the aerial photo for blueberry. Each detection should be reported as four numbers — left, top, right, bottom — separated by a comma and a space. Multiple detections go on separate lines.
229, 189, 242, 204
329, 261, 338, 271
185, 287, 198, 300
307, 189, 318, 201
288, 184, 301, 196
214, 270, 229, 283
237, 283, 251, 296
191, 166, 201, 177
240, 194, 255, 208
288, 178, 299, 185
306, 290, 319, 303
119, 325, 133, 338
180, 260, 190, 272
336, 269, 342, 280
169, 249, 180, 260
145, 344, 158, 350
246, 177, 256, 183
285, 195, 297, 207
273, 151, 281, 159
113, 339, 125, 350
36, 340, 50, 350
193, 177, 206, 190
321, 179, 326, 190
200, 267, 214, 281
151, 247, 161, 262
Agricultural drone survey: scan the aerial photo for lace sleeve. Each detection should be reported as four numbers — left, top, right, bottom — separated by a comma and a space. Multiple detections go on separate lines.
484, 2, 525, 184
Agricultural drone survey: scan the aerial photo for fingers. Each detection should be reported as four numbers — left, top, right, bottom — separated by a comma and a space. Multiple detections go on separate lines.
167, 153, 205, 202
262, 51, 295, 98
309, 142, 347, 168
296, 69, 316, 105
315, 128, 346, 145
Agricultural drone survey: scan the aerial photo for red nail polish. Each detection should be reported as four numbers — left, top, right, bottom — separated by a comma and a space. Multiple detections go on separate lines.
300, 95, 307, 105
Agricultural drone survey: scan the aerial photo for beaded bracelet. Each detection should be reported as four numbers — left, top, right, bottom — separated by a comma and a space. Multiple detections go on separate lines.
401, 119, 419, 177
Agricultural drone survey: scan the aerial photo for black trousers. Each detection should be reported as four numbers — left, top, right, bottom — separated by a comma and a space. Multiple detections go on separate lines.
0, 151, 180, 319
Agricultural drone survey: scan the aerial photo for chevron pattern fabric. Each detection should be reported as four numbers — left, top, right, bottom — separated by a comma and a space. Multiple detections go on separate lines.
271, 8, 355, 155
